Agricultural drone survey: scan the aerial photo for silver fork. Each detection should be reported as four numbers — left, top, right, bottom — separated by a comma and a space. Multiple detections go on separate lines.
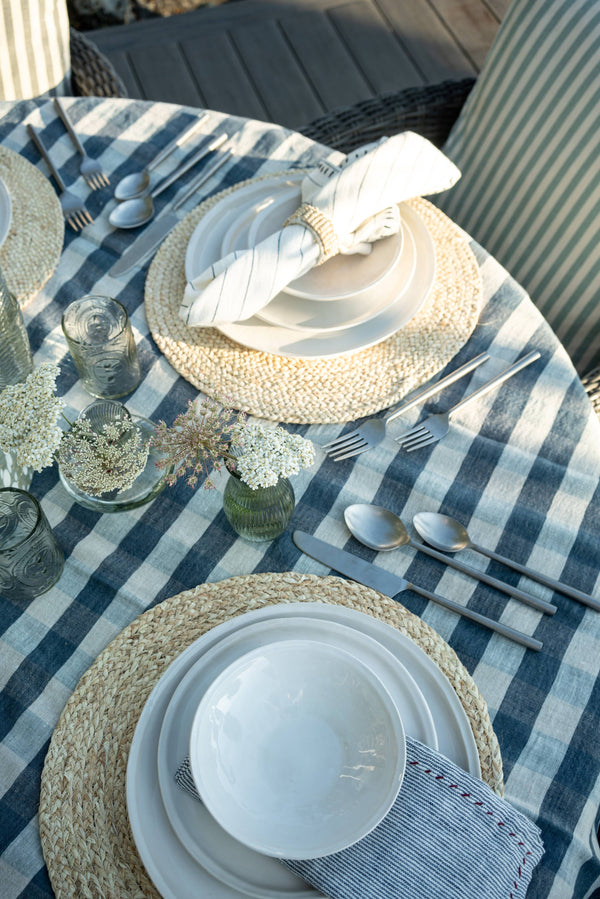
322, 353, 490, 460
27, 124, 93, 231
53, 98, 110, 190
395, 350, 541, 452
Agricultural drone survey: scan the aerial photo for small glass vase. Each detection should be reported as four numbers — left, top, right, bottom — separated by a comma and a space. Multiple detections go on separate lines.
223, 470, 295, 542
58, 400, 166, 513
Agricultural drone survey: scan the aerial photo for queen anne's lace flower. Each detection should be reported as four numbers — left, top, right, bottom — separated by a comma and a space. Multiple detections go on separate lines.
0, 363, 65, 471
58, 416, 150, 496
152, 397, 315, 490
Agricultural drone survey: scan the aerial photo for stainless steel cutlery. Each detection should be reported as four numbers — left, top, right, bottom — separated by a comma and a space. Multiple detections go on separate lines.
53, 98, 110, 190
322, 353, 490, 460
27, 124, 93, 231
292, 530, 543, 651
396, 350, 541, 451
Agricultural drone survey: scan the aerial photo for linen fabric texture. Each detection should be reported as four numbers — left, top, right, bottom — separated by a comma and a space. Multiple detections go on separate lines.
0, 0, 71, 100
436, 0, 600, 374
180, 132, 460, 327
176, 737, 544, 899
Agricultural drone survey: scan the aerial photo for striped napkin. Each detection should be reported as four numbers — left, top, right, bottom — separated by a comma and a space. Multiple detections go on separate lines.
179, 133, 460, 327
175, 736, 544, 899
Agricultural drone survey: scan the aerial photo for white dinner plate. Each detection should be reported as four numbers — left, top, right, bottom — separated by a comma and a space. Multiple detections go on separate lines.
0, 176, 12, 251
221, 192, 415, 334
127, 602, 479, 899
156, 617, 437, 898
183, 172, 435, 358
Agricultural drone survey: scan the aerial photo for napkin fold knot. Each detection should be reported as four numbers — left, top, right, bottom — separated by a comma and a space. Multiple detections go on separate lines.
283, 202, 340, 264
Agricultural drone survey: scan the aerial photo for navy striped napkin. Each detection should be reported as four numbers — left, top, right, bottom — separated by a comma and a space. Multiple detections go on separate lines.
175, 736, 544, 899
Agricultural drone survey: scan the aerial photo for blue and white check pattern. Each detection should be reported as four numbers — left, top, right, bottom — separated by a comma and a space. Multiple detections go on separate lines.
0, 97, 599, 899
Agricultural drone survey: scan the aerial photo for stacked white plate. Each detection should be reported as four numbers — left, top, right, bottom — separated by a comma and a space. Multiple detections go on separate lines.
183, 172, 436, 359
126, 602, 481, 899
0, 175, 12, 251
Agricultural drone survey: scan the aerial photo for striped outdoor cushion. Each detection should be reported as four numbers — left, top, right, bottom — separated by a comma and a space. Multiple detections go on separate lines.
436, 0, 600, 373
0, 0, 71, 100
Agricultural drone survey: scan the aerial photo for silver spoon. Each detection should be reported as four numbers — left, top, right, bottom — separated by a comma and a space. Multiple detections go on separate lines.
113, 115, 208, 201
344, 504, 556, 615
413, 511, 600, 612
109, 133, 227, 229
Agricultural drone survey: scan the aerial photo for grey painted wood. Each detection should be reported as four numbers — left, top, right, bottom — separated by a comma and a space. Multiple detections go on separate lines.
88, 0, 501, 127
327, 1, 425, 92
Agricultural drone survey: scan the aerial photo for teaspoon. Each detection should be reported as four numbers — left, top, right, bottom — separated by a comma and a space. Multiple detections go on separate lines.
344, 504, 556, 615
109, 133, 227, 229
113, 115, 208, 201
413, 511, 600, 612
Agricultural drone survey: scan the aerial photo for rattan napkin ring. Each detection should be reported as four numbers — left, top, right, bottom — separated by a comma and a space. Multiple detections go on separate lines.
283, 202, 340, 264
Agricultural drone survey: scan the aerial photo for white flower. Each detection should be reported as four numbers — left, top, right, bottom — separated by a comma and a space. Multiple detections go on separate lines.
233, 424, 315, 489
58, 415, 150, 496
0, 363, 65, 472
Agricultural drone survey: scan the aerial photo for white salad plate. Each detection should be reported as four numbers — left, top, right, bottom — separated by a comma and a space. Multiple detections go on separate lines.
189, 638, 406, 860
220, 190, 415, 334
127, 602, 479, 899
0, 176, 12, 251
156, 616, 437, 898
183, 171, 435, 358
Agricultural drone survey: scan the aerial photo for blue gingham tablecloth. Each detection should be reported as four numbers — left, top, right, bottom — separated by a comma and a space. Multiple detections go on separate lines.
0, 97, 600, 899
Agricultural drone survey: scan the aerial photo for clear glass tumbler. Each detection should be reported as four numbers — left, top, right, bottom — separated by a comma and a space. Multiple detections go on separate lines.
0, 488, 64, 601
61, 295, 141, 399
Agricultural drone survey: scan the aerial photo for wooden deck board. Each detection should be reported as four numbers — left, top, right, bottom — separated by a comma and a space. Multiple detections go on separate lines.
89, 0, 502, 128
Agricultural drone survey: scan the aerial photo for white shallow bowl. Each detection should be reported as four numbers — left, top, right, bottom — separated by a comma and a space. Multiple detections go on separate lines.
189, 638, 406, 860
247, 186, 402, 302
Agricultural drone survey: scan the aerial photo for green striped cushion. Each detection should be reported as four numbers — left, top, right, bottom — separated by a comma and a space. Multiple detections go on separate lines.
0, 0, 71, 100
436, 0, 600, 373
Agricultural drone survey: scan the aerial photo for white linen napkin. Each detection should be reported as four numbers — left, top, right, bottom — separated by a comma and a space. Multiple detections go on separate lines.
175, 736, 544, 899
180, 133, 461, 327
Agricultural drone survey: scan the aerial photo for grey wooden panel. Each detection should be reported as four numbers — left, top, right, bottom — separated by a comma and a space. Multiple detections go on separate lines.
278, 10, 373, 110
126, 42, 205, 106
328, 0, 425, 92
104, 48, 145, 98
375, 0, 478, 81
230, 19, 325, 127
427, 0, 501, 70
180, 31, 269, 121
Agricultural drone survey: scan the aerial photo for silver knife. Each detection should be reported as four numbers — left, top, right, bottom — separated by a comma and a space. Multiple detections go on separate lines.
109, 148, 233, 278
292, 530, 543, 651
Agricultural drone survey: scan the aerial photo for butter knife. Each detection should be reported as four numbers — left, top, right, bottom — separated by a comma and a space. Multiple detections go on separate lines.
292, 530, 543, 651
109, 147, 232, 278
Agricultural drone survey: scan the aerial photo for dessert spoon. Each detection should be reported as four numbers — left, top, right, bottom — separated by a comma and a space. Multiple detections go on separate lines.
413, 511, 600, 611
344, 504, 556, 614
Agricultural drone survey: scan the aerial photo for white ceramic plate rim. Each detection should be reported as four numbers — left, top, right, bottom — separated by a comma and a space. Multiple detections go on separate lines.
189, 638, 406, 859
0, 176, 12, 251
127, 602, 479, 899
157, 616, 437, 896
215, 202, 434, 359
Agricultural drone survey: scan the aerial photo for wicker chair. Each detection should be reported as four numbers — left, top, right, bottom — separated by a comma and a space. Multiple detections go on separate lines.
300, 78, 600, 414
69, 27, 127, 98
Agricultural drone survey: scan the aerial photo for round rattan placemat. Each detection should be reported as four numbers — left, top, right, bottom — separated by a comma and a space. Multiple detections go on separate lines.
145, 177, 482, 424
0, 146, 64, 308
39, 572, 502, 899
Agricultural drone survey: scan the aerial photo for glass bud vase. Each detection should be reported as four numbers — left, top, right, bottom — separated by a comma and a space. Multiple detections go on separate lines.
223, 470, 295, 542
0, 263, 33, 390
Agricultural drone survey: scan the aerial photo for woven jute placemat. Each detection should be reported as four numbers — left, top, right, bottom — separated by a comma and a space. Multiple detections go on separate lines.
39, 572, 502, 899
145, 177, 482, 424
0, 146, 64, 307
